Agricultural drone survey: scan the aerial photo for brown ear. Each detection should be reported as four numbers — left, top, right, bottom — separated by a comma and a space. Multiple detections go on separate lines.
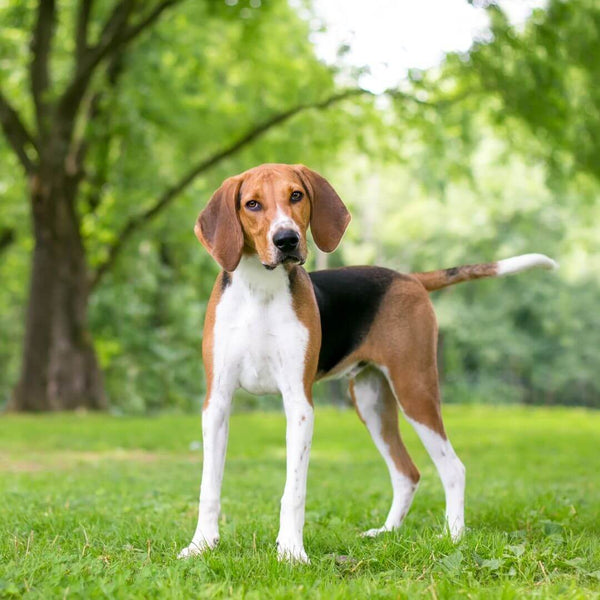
294, 165, 351, 252
194, 176, 244, 272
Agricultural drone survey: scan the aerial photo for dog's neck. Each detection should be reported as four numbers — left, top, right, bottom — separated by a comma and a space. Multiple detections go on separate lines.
231, 254, 290, 297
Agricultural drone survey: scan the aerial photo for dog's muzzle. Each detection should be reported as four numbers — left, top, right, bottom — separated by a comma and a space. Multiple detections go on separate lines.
267, 229, 304, 268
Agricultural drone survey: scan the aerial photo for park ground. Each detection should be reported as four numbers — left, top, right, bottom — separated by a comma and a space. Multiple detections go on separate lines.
0, 405, 599, 599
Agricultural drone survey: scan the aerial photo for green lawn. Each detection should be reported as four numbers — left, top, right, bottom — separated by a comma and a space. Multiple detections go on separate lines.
0, 406, 599, 599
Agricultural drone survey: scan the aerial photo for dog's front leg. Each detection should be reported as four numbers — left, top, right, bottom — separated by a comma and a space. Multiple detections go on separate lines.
276, 392, 314, 563
179, 392, 232, 558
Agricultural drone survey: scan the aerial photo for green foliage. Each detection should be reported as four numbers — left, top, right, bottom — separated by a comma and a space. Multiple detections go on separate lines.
1, 406, 599, 598
469, 0, 600, 185
0, 0, 376, 410
82, 0, 370, 411
1, 0, 599, 411
337, 0, 600, 409
327, 105, 599, 407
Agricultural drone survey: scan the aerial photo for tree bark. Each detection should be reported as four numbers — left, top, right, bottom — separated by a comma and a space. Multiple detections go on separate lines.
11, 166, 106, 412
3, 0, 186, 412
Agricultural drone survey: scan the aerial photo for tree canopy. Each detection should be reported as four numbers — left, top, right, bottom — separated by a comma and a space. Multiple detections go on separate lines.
1, 0, 598, 411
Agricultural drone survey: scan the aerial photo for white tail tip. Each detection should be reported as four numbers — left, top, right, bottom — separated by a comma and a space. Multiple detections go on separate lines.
496, 253, 559, 277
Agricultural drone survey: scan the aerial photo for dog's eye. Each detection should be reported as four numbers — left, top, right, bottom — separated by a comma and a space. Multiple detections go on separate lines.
245, 200, 261, 211
290, 191, 303, 203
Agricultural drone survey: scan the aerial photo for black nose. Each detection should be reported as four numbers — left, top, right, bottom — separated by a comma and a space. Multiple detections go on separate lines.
273, 229, 300, 252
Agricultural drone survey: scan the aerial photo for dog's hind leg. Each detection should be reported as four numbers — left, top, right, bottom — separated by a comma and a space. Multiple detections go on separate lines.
384, 364, 466, 541
372, 287, 465, 541
409, 415, 465, 541
350, 368, 420, 537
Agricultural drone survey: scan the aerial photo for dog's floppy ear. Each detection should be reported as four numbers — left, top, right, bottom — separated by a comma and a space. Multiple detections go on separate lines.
294, 165, 351, 252
195, 175, 244, 272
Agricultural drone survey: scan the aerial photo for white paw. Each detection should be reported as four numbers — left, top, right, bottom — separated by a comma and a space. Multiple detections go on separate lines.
449, 526, 464, 542
177, 536, 218, 559
360, 526, 391, 538
276, 540, 310, 564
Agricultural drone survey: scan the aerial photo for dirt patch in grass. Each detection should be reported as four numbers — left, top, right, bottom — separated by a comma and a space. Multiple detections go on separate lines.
0, 449, 175, 472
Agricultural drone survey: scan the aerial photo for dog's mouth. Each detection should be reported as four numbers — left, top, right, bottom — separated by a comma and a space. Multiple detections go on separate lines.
262, 252, 305, 270
283, 254, 304, 265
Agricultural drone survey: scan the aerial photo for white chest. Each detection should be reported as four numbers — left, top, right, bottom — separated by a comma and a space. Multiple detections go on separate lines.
211, 259, 309, 397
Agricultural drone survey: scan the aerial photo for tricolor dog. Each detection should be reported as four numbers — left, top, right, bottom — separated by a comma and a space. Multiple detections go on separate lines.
179, 163, 557, 562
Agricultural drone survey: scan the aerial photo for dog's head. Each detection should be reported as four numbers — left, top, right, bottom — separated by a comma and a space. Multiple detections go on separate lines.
194, 164, 351, 271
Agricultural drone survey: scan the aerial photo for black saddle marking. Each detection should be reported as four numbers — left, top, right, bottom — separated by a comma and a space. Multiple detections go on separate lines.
308, 266, 399, 375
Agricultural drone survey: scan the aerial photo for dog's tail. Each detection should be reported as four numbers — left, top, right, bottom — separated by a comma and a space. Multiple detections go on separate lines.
412, 253, 558, 292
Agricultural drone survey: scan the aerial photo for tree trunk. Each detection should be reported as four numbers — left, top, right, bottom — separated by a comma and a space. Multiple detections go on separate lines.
11, 168, 106, 411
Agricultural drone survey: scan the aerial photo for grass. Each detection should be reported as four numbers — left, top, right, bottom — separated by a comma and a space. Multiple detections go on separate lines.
0, 405, 599, 599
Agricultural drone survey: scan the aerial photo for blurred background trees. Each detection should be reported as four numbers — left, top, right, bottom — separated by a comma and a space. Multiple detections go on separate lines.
1, 0, 598, 412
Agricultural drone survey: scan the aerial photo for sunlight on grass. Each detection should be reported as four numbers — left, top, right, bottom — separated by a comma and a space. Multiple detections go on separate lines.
1, 406, 599, 598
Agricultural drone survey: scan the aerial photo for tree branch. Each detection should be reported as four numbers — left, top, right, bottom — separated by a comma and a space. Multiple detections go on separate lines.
56, 0, 133, 127
0, 90, 38, 174
77, 53, 125, 212
30, 0, 56, 136
95, 0, 134, 57
76, 0, 94, 62
58, 0, 180, 126
90, 88, 370, 288
119, 0, 180, 48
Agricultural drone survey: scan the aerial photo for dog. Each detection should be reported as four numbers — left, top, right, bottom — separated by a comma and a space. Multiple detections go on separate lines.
178, 163, 557, 562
